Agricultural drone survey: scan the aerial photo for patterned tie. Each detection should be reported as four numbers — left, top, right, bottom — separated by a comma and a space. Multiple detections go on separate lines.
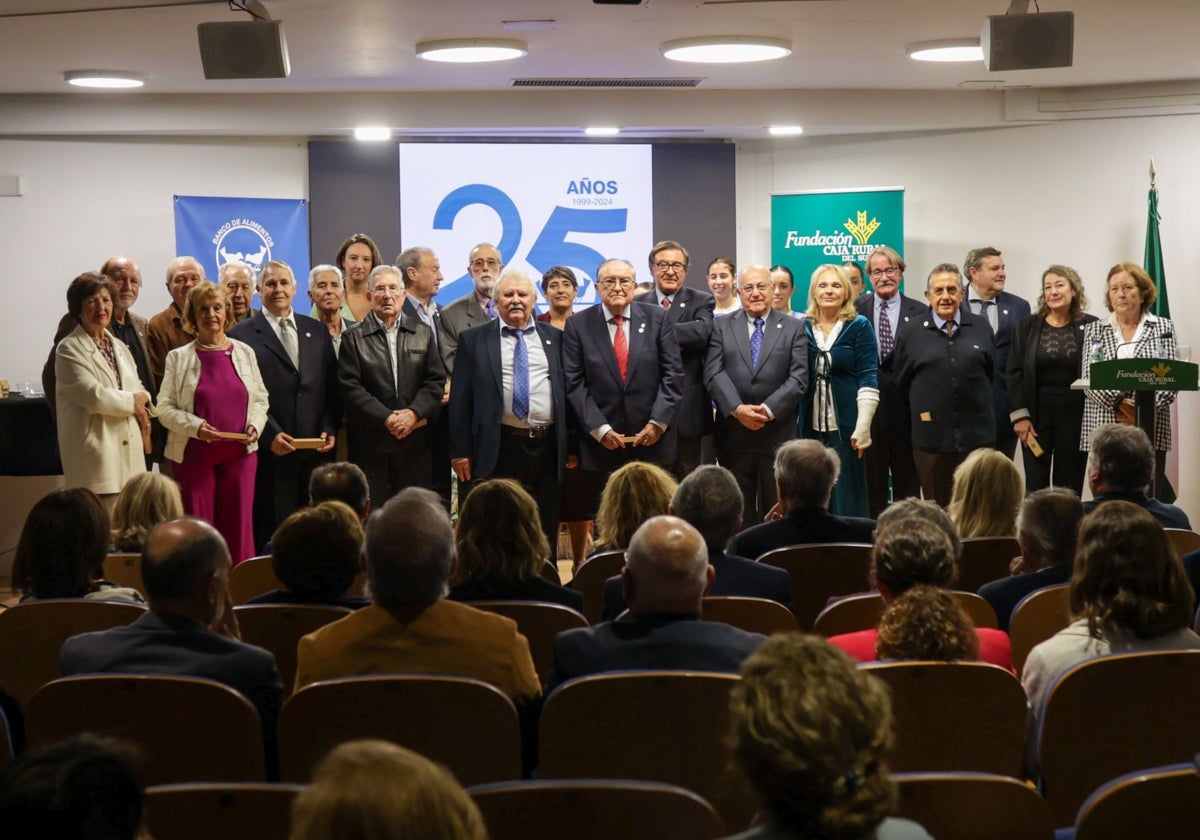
662, 296, 671, 308
612, 315, 629, 381
877, 299, 894, 358
504, 326, 531, 420
750, 316, 764, 369
279, 317, 299, 369
485, 298, 497, 319
944, 320, 956, 340
980, 299, 997, 331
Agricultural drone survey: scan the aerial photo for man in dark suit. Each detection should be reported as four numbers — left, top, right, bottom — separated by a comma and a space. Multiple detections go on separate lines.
563, 258, 684, 479
602, 465, 792, 620
646, 240, 715, 479
230, 260, 341, 551
856, 246, 924, 516
449, 269, 569, 559
705, 265, 807, 526
962, 246, 1031, 459
338, 265, 446, 506
549, 515, 766, 693
895, 263, 996, 506
438, 241, 502, 376
731, 439, 875, 561
1082, 423, 1191, 528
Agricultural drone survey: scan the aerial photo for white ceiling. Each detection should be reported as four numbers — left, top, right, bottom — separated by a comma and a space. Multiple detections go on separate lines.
1, 0, 1198, 139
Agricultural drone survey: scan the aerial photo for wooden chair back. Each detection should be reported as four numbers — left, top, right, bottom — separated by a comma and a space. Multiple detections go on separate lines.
1164, 528, 1200, 557
570, 550, 627, 624
862, 661, 1026, 777
958, 537, 1021, 592
0, 600, 146, 709
813, 590, 998, 637
701, 596, 798, 635
103, 553, 145, 595
26, 675, 266, 784
1073, 763, 1200, 840
1009, 584, 1071, 674
892, 772, 1054, 840
468, 601, 588, 686
757, 543, 872, 630
144, 783, 303, 840
539, 671, 755, 832
277, 675, 522, 786
232, 604, 352, 696
540, 560, 563, 584
228, 556, 281, 605
469, 779, 726, 840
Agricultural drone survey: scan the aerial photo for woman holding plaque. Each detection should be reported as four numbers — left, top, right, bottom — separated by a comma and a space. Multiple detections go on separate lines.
157, 281, 269, 562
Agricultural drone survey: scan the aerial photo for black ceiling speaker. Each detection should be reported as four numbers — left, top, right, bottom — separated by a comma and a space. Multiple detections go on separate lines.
197, 20, 290, 79
982, 11, 1073, 71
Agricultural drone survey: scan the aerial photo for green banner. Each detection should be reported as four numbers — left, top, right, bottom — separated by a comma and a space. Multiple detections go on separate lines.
1088, 358, 1198, 392
770, 188, 905, 310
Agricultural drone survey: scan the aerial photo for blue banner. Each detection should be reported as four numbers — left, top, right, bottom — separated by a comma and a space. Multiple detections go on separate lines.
174, 195, 310, 308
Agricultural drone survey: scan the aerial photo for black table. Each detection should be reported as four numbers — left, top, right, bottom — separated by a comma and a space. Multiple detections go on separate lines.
0, 397, 62, 476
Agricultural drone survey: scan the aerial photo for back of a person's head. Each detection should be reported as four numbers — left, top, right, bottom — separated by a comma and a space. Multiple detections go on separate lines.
1089, 423, 1154, 492
594, 462, 678, 551
870, 519, 957, 597
732, 635, 895, 840
1017, 488, 1083, 569
271, 501, 363, 601
12, 488, 109, 599
110, 472, 184, 553
948, 448, 1022, 538
774, 439, 839, 510
365, 488, 453, 609
309, 462, 370, 518
455, 479, 548, 587
288, 739, 485, 840
624, 515, 709, 615
670, 465, 743, 554
1070, 501, 1195, 640
875, 498, 962, 563
140, 518, 227, 604
875, 585, 981, 662
0, 734, 145, 840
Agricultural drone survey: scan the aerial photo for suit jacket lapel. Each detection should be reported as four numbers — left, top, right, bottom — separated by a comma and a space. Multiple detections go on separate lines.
593, 306, 624, 385
624, 305, 645, 386
88, 336, 119, 388
485, 320, 503, 403
732, 310, 753, 371
755, 310, 784, 369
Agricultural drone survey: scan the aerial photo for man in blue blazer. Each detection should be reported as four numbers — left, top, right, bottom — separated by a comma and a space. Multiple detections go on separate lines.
448, 269, 570, 558
230, 260, 341, 551
563, 258, 684, 480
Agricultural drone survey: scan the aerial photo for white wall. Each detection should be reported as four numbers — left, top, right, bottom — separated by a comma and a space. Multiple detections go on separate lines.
736, 113, 1200, 518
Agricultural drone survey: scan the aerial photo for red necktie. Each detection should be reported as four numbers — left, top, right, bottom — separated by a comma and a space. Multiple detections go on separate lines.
662, 296, 671, 308
613, 315, 628, 380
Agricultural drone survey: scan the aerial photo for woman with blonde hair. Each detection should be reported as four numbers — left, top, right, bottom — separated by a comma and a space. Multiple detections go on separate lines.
289, 740, 486, 840
948, 448, 1023, 537
110, 472, 184, 553
591, 461, 678, 554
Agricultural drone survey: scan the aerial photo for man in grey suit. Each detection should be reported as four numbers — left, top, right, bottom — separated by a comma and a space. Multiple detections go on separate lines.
437, 242, 502, 376
705, 264, 808, 526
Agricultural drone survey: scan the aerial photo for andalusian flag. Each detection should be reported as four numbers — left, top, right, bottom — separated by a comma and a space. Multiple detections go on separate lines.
1145, 163, 1177, 502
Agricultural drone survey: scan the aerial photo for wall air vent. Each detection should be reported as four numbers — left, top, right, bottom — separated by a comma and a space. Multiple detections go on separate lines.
512, 77, 703, 88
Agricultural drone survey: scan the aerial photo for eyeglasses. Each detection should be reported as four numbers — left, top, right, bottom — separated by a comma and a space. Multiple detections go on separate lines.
372, 285, 402, 297
868, 267, 901, 279
653, 261, 687, 272
599, 278, 635, 289
471, 259, 501, 270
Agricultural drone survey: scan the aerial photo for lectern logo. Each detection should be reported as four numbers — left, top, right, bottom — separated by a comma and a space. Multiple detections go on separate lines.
1151, 362, 1172, 377
843, 211, 881, 245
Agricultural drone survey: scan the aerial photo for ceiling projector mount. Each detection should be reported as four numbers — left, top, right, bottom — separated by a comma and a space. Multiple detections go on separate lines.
198, 1, 290, 80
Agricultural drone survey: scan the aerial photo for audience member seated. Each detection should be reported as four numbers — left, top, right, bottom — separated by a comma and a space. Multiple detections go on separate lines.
448, 479, 582, 611
731, 439, 875, 561
826, 519, 1013, 670
548, 516, 766, 693
601, 465, 792, 620
726, 634, 933, 840
0, 734, 146, 840
308, 461, 371, 521
874, 585, 980, 662
288, 739, 486, 840
1083, 423, 1190, 528
12, 488, 144, 604
589, 461, 678, 554
110, 472, 184, 554
978, 488, 1083, 631
60, 518, 284, 762
246, 501, 369, 610
948, 448, 1023, 537
1021, 501, 1200, 738
293, 488, 540, 705
875, 498, 962, 560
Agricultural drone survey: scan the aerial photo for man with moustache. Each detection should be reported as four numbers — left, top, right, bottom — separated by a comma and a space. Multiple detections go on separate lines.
220, 262, 257, 324
439, 242, 503, 376
894, 263, 996, 506
146, 256, 205, 386
647, 240, 715, 479
705, 265, 808, 526
307, 264, 353, 357
856, 246, 924, 516
230, 260, 341, 550
449, 269, 569, 557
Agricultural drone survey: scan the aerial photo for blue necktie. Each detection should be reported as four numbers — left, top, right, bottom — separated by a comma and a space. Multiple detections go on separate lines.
485, 298, 497, 319
505, 326, 532, 420
750, 317, 764, 369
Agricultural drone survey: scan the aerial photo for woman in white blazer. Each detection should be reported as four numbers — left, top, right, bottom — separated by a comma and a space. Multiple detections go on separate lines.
55, 272, 152, 506
157, 281, 269, 563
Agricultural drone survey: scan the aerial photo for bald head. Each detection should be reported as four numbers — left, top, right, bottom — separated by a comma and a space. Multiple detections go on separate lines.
142, 518, 229, 613
621, 515, 712, 616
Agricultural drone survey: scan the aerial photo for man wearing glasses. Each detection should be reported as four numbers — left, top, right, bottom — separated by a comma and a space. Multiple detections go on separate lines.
439, 242, 504, 376
564, 258, 684, 488
855, 246, 924, 515
647, 240, 715, 479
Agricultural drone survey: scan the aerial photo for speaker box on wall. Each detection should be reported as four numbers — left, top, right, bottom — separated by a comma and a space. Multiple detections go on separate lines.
982, 11, 1073, 72
197, 20, 290, 79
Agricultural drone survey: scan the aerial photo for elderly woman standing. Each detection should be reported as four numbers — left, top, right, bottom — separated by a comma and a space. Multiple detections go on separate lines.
55, 272, 151, 507
157, 281, 268, 562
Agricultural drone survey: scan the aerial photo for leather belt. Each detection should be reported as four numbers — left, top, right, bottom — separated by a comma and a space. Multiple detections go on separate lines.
501, 424, 553, 440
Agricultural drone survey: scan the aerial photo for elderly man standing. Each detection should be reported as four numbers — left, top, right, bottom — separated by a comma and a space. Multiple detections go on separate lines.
307, 264, 353, 357
439, 242, 503, 375
449, 269, 569, 559
705, 264, 808, 526
146, 256, 205, 387
220, 261, 257, 324
338, 265, 446, 505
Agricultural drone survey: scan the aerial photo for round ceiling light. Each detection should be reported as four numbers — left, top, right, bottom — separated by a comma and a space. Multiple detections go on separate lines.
906, 39, 984, 63
662, 36, 791, 64
64, 70, 146, 89
416, 38, 528, 63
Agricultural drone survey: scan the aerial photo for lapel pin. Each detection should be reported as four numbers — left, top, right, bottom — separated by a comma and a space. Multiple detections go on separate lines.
679, 302, 686, 309
922, 320, 930, 327
304, 332, 311, 338
1002, 309, 1009, 316
776, 322, 782, 329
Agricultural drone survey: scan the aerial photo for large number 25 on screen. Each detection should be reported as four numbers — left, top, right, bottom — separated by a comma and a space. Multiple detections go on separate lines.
432, 184, 628, 287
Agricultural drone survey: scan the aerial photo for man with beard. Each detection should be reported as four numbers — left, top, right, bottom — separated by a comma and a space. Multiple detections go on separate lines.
439, 242, 502, 376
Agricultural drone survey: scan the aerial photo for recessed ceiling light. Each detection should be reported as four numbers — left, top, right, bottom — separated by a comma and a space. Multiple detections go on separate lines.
416, 38, 528, 63
906, 39, 984, 63
585, 127, 620, 136
354, 126, 392, 141
64, 70, 146, 89
662, 36, 791, 64
769, 125, 804, 137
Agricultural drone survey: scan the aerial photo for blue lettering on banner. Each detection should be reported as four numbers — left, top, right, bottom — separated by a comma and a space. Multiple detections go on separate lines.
432, 184, 523, 289
526, 206, 627, 282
